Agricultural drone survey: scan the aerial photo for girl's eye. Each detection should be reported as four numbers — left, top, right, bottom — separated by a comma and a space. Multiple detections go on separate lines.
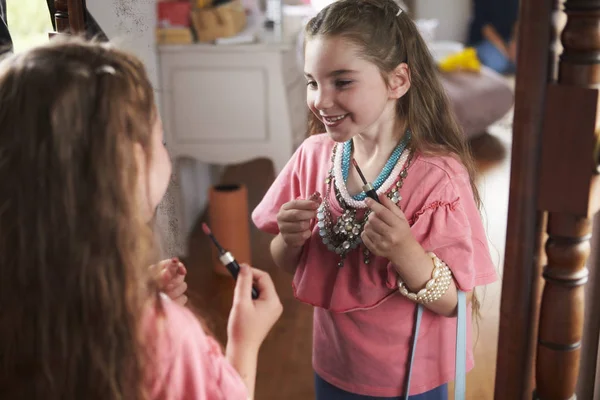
306, 80, 317, 89
336, 80, 353, 88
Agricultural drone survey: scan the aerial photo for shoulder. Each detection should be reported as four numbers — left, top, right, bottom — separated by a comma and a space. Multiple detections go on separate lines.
298, 133, 336, 155
145, 294, 245, 399
409, 153, 470, 190
144, 294, 209, 366
400, 152, 475, 219
289, 133, 337, 177
143, 295, 211, 381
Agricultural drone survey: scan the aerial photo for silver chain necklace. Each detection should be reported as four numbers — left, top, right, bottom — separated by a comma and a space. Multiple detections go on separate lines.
316, 145, 413, 267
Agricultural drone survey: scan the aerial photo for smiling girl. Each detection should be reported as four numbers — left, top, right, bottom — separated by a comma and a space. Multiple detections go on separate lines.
252, 0, 497, 398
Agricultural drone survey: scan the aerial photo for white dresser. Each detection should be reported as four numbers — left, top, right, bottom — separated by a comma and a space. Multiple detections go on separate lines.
158, 40, 307, 174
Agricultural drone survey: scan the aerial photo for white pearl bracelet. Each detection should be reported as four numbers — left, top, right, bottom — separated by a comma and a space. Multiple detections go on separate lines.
398, 252, 453, 304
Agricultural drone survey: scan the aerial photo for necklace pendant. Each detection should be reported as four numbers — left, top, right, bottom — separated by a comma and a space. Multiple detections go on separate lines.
320, 140, 413, 267
363, 247, 371, 265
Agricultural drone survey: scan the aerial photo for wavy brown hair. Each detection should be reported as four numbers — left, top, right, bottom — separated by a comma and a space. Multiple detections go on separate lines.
0, 37, 159, 399
305, 0, 482, 315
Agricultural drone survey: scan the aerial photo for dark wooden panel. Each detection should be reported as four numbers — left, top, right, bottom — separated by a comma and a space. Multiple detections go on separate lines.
534, 1, 600, 398
538, 84, 598, 216
54, 0, 69, 34
52, 0, 85, 36
494, 0, 554, 396
67, 0, 85, 34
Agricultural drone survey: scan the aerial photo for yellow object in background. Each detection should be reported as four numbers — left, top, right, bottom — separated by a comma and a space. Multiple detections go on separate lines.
438, 47, 482, 73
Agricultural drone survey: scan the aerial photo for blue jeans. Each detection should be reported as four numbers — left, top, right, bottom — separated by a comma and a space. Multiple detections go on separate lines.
314, 373, 448, 400
475, 39, 516, 75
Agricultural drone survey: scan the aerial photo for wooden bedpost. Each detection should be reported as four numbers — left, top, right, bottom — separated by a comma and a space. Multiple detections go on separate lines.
533, 0, 600, 398
52, 0, 85, 36
493, 0, 553, 396
53, 0, 69, 34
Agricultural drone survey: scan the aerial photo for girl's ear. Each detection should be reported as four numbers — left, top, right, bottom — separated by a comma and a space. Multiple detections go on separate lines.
388, 63, 411, 99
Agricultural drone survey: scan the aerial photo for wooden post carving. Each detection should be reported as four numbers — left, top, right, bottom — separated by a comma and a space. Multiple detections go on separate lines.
66, 0, 85, 34
54, 0, 69, 34
534, 0, 600, 398
52, 0, 85, 35
493, 0, 553, 396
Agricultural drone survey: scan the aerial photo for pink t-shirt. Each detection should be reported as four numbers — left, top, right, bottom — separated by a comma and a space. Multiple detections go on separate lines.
252, 134, 497, 397
144, 294, 248, 400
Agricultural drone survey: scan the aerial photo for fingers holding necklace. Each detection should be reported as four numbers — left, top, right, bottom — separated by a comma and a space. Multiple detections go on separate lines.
362, 197, 411, 260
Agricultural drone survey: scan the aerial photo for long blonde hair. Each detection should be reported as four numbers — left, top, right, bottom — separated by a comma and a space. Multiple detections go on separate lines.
0, 37, 159, 399
305, 0, 482, 315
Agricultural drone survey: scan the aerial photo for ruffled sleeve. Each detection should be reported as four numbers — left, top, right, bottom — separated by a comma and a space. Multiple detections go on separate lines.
387, 158, 497, 291
252, 134, 334, 235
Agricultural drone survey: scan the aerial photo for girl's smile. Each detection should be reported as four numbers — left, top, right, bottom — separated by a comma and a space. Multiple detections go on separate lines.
321, 113, 349, 127
304, 36, 407, 144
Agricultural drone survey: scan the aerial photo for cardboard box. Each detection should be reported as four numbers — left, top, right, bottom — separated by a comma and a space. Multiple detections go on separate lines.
156, 28, 194, 45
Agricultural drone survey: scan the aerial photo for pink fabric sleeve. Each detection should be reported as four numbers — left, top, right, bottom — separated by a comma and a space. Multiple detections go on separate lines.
252, 140, 313, 235
388, 173, 497, 292
148, 297, 249, 400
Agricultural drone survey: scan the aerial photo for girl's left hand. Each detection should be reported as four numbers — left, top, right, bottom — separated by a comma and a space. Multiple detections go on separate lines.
361, 196, 412, 262
152, 258, 188, 306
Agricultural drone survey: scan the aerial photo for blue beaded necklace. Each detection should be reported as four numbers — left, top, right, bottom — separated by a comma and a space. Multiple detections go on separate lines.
341, 130, 412, 201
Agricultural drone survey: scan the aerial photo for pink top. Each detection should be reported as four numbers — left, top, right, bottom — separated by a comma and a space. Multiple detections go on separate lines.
252, 134, 497, 397
144, 294, 248, 400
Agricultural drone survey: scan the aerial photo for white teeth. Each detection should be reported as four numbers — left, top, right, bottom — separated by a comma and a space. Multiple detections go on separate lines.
323, 114, 347, 123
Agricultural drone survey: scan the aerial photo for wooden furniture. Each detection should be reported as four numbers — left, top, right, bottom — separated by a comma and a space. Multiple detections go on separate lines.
158, 41, 306, 175
158, 37, 306, 254
495, 0, 600, 398
50, 0, 86, 36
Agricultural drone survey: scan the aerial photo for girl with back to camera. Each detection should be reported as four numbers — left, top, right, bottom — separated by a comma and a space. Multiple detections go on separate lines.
252, 0, 497, 398
0, 37, 282, 400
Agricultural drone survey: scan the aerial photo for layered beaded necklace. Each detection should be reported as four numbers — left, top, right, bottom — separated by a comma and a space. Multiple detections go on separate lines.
317, 131, 413, 267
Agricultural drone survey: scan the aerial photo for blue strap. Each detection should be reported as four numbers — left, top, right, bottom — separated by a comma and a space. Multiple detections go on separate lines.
404, 291, 467, 399
404, 303, 423, 398
454, 291, 467, 399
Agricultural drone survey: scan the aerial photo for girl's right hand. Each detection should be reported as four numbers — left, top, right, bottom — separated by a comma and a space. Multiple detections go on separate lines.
227, 264, 283, 354
276, 193, 321, 248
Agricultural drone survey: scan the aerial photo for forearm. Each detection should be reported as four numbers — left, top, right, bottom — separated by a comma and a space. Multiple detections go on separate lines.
482, 24, 509, 56
270, 233, 303, 275
508, 22, 519, 62
225, 344, 259, 399
390, 240, 462, 317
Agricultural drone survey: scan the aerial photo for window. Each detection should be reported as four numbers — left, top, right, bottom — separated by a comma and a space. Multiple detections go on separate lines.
7, 0, 53, 53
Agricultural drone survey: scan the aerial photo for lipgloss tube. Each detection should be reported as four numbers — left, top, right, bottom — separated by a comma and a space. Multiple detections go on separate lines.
219, 251, 259, 300
203, 223, 259, 299
351, 159, 381, 203
360, 181, 381, 203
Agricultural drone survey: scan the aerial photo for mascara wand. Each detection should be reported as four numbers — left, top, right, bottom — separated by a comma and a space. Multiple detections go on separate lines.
351, 158, 381, 203
202, 223, 259, 299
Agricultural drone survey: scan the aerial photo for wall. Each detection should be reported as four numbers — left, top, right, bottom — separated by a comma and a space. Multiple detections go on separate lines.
88, 0, 212, 257
88, 0, 159, 95
412, 0, 471, 42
